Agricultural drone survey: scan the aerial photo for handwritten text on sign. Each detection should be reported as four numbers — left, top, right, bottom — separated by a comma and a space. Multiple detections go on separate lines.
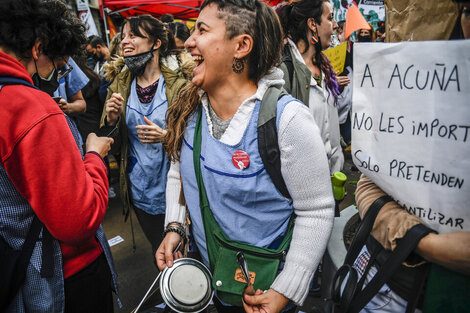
351, 41, 470, 234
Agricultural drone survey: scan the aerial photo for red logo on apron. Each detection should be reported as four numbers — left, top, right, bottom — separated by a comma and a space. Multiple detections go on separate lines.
232, 150, 250, 170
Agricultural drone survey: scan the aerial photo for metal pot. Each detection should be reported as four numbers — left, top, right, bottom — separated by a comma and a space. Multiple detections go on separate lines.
159, 258, 214, 313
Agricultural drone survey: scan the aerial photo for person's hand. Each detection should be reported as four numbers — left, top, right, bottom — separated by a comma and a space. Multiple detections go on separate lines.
136, 116, 167, 144
105, 93, 124, 126
243, 288, 289, 313
336, 72, 351, 87
85, 133, 114, 158
155, 232, 183, 271
57, 98, 71, 115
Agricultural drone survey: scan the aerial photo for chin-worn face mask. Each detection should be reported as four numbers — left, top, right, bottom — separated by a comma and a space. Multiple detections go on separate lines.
358, 35, 372, 42
124, 47, 156, 77
32, 68, 59, 96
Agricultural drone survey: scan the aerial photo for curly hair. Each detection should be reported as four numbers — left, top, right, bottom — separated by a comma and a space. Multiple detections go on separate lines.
164, 0, 284, 161
0, 0, 86, 60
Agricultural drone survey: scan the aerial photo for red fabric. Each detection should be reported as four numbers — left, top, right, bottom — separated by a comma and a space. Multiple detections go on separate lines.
0, 52, 108, 278
101, 0, 282, 19
102, 0, 203, 19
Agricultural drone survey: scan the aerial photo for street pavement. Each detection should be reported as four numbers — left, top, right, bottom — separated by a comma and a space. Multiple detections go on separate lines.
102, 154, 360, 313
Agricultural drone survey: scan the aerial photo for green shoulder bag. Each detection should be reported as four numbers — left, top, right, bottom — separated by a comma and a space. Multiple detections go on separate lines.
193, 106, 293, 306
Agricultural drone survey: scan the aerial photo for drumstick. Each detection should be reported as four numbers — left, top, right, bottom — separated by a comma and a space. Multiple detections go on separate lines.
133, 242, 183, 313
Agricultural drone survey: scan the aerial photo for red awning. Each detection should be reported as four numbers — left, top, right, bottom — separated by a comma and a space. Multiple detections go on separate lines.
101, 0, 283, 20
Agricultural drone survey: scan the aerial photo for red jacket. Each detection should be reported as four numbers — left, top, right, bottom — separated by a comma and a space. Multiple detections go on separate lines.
0, 52, 108, 278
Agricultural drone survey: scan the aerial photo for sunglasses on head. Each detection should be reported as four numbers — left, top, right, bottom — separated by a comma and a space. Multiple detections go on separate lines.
57, 61, 73, 81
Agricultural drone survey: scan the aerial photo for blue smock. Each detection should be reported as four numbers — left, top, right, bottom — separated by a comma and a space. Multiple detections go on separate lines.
53, 57, 89, 102
126, 76, 170, 214
53, 57, 89, 148
180, 95, 295, 266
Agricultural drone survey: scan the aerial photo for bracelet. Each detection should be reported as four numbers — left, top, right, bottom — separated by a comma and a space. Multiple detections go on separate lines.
163, 225, 187, 243
166, 221, 183, 228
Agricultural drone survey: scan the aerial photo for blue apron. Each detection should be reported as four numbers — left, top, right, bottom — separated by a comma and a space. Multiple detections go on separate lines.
126, 76, 170, 214
180, 95, 295, 266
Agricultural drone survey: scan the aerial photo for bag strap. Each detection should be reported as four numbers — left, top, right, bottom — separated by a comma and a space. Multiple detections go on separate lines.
344, 195, 393, 265
348, 224, 433, 313
8, 215, 43, 302
0, 77, 38, 90
281, 45, 294, 89
193, 105, 218, 271
257, 86, 291, 199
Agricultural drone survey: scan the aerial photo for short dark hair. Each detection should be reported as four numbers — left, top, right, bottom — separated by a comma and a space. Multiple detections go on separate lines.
87, 35, 107, 48
0, 0, 86, 60
200, 0, 283, 83
121, 15, 175, 58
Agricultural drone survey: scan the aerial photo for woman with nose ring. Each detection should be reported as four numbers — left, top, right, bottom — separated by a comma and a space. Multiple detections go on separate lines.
101, 15, 191, 260
156, 0, 334, 312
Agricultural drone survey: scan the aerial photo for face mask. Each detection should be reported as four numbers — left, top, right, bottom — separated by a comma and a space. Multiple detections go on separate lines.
96, 54, 104, 62
32, 68, 59, 96
358, 35, 372, 42
124, 47, 156, 77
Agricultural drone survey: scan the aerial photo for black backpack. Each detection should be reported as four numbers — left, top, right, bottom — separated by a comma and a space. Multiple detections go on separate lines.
257, 85, 291, 199
321, 196, 434, 313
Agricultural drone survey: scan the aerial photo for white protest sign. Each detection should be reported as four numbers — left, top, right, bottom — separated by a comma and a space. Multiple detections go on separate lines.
352, 40, 470, 234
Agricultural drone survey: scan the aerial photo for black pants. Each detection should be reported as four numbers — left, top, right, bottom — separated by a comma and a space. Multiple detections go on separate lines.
64, 253, 114, 313
134, 207, 165, 257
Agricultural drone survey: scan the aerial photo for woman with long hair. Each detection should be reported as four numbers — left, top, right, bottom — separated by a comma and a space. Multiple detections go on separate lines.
277, 0, 344, 174
156, 0, 334, 312
101, 15, 191, 258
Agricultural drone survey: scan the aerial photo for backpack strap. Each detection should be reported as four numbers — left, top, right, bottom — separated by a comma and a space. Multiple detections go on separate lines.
281, 45, 294, 91
7, 215, 43, 307
344, 195, 393, 265
348, 224, 433, 313
257, 86, 291, 199
0, 77, 38, 90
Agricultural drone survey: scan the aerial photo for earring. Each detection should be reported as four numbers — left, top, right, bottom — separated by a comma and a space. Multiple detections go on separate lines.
232, 57, 244, 74
311, 34, 320, 45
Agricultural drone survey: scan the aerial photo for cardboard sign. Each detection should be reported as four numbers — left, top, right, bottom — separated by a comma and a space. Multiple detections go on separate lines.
352, 41, 470, 234
324, 42, 348, 74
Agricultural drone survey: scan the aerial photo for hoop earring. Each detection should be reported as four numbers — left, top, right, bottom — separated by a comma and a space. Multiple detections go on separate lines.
232, 57, 244, 74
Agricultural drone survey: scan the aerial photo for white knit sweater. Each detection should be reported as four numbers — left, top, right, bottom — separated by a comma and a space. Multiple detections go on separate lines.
164, 68, 335, 305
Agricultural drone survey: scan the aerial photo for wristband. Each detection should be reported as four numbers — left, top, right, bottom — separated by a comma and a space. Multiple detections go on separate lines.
163, 225, 187, 243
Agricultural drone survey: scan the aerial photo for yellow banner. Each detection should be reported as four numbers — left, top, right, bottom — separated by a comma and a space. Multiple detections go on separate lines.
323, 42, 347, 74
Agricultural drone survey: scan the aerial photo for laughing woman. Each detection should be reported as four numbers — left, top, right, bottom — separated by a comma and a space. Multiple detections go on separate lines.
101, 15, 191, 258
156, 0, 334, 312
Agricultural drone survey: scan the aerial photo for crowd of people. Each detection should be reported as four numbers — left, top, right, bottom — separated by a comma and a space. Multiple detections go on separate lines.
0, 0, 468, 312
